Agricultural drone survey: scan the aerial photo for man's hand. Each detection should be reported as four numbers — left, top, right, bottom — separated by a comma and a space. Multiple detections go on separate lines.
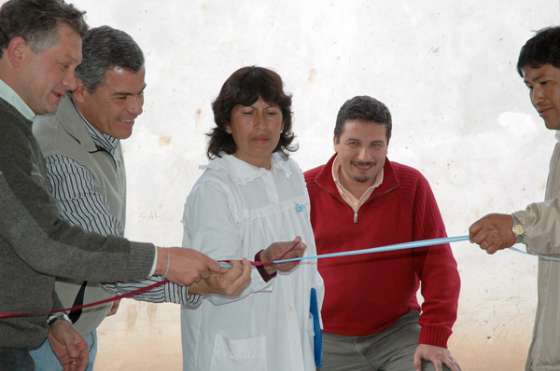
189, 259, 252, 296
107, 299, 120, 317
155, 247, 224, 286
414, 344, 461, 371
261, 236, 306, 275
469, 213, 516, 254
48, 319, 88, 371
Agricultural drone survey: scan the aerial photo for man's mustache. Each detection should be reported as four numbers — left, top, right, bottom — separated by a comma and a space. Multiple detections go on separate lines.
351, 161, 375, 167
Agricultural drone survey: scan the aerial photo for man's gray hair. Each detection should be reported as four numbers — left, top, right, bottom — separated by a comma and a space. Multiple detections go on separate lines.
76, 26, 144, 92
0, 0, 87, 58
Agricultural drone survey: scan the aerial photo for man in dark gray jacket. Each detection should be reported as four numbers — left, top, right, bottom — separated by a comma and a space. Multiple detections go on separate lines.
0, 1, 250, 370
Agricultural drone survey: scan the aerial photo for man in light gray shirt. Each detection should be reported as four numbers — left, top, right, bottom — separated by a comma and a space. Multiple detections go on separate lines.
470, 26, 560, 371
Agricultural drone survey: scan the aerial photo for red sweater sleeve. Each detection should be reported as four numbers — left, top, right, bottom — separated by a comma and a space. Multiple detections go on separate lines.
411, 174, 460, 347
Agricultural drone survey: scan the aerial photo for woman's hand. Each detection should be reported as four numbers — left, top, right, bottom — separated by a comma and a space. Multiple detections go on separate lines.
261, 236, 306, 275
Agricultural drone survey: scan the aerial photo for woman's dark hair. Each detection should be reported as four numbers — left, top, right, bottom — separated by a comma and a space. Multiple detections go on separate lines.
207, 66, 296, 159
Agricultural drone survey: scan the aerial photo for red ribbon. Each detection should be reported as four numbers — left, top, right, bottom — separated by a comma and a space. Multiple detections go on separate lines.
0, 279, 167, 319
0, 240, 302, 320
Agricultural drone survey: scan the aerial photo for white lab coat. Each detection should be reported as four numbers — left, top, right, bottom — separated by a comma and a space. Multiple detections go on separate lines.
180, 153, 324, 371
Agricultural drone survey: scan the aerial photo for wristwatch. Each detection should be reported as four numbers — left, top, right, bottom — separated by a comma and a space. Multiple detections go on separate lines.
47, 312, 71, 326
511, 215, 525, 244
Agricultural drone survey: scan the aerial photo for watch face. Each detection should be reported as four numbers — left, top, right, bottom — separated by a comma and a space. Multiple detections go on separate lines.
513, 224, 524, 236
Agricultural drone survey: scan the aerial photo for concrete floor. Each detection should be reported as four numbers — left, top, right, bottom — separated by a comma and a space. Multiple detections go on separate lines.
94, 300, 531, 371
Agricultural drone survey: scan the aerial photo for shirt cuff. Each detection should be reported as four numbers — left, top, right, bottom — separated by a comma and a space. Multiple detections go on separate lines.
254, 250, 277, 282
149, 245, 158, 276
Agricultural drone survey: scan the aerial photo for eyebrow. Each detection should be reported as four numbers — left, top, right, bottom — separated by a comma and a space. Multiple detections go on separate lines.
250, 103, 279, 109
524, 73, 546, 84
112, 84, 147, 97
66, 54, 82, 64
59, 56, 81, 65
345, 138, 385, 144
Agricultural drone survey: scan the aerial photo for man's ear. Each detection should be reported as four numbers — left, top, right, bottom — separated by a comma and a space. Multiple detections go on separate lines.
225, 123, 232, 134
72, 79, 87, 103
6, 36, 29, 69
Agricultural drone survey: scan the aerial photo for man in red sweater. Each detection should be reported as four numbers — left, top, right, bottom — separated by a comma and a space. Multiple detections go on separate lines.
305, 96, 461, 371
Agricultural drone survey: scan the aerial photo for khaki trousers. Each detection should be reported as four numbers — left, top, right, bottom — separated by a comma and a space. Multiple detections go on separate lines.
320, 311, 451, 371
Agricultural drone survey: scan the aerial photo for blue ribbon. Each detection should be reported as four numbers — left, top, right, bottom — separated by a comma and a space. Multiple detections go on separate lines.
511, 246, 560, 261
270, 235, 560, 264
273, 235, 471, 264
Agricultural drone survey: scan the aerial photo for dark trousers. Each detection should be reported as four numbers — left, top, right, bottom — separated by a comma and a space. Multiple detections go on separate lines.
0, 348, 34, 371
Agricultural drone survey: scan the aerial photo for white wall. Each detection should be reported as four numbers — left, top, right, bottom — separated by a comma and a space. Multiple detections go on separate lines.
48, 1, 560, 369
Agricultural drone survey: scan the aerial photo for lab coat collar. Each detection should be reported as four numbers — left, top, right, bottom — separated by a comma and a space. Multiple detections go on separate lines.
208, 152, 292, 184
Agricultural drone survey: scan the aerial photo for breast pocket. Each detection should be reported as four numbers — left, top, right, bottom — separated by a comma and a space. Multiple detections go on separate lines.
210, 334, 267, 371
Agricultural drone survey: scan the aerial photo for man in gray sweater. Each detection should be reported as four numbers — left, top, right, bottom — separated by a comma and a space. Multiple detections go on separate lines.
0, 1, 250, 370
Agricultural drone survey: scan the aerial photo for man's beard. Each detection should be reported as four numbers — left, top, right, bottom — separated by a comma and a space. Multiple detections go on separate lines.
352, 175, 372, 183
351, 161, 375, 183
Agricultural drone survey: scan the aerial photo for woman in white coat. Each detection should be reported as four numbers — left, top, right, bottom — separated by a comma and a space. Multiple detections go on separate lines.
180, 66, 324, 371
